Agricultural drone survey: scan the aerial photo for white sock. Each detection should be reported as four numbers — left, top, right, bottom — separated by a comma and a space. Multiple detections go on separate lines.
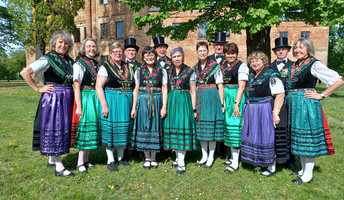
230, 147, 240, 169
116, 147, 125, 161
177, 150, 186, 167
77, 150, 86, 169
298, 156, 305, 176
268, 160, 276, 172
200, 141, 208, 163
84, 150, 90, 163
106, 148, 115, 164
54, 156, 65, 171
206, 141, 216, 166
300, 157, 315, 182
48, 156, 55, 164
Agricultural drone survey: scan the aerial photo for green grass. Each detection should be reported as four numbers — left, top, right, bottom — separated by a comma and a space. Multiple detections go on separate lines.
0, 84, 343, 199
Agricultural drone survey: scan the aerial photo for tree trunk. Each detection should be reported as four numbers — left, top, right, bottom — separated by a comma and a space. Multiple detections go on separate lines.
246, 26, 271, 63
35, 42, 46, 60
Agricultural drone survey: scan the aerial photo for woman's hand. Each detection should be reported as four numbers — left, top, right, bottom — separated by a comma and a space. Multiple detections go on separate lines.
194, 112, 197, 118
102, 105, 109, 118
231, 104, 240, 119
75, 106, 82, 118
37, 84, 55, 93
131, 108, 136, 119
304, 89, 322, 100
160, 106, 167, 118
272, 112, 280, 128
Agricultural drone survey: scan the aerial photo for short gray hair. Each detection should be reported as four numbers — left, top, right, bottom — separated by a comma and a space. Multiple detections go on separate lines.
109, 41, 124, 53
79, 38, 100, 58
293, 37, 315, 57
248, 51, 269, 67
49, 30, 74, 55
170, 46, 184, 58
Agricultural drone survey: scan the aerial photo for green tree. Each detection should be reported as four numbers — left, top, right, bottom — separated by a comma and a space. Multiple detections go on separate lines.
124, 0, 344, 60
0, 49, 26, 80
7, 0, 84, 59
328, 25, 344, 76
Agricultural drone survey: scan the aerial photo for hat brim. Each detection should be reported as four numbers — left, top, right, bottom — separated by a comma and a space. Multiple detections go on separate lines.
212, 41, 227, 43
125, 45, 140, 51
272, 46, 291, 51
154, 44, 168, 48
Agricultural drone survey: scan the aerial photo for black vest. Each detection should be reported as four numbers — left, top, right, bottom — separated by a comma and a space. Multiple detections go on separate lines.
103, 61, 134, 88
287, 60, 318, 90
223, 61, 242, 84
247, 68, 277, 98
167, 64, 193, 90
139, 65, 163, 87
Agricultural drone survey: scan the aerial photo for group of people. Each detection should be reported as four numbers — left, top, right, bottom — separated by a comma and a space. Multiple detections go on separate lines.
21, 30, 343, 185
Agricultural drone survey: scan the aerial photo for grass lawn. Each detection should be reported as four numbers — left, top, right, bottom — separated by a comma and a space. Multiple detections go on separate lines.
0, 84, 343, 199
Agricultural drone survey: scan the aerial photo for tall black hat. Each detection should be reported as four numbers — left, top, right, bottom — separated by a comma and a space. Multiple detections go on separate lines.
212, 32, 227, 43
153, 36, 169, 48
124, 38, 140, 51
272, 37, 291, 51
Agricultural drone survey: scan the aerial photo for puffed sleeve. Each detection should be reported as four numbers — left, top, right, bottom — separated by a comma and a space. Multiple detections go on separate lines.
73, 62, 86, 82
190, 72, 196, 83
311, 61, 343, 87
162, 69, 168, 85
134, 70, 140, 84
214, 67, 224, 84
238, 62, 249, 81
270, 76, 285, 95
29, 56, 50, 83
97, 65, 108, 77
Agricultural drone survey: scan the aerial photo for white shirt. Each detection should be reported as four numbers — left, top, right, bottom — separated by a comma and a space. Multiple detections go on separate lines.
310, 61, 342, 87
238, 62, 249, 81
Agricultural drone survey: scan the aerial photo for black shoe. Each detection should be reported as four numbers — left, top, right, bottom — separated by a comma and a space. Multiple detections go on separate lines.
261, 170, 276, 177
224, 166, 239, 173
176, 166, 186, 175
77, 164, 87, 174
222, 161, 232, 166
106, 161, 119, 172
143, 160, 151, 170
47, 162, 55, 168
204, 162, 213, 169
290, 172, 302, 176
171, 162, 178, 168
118, 159, 131, 167
292, 177, 313, 185
195, 161, 207, 167
55, 169, 76, 177
85, 161, 95, 169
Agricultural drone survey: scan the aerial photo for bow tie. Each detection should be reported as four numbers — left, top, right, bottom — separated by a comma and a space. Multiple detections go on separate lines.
277, 60, 286, 65
127, 60, 135, 65
159, 57, 167, 62
215, 55, 222, 60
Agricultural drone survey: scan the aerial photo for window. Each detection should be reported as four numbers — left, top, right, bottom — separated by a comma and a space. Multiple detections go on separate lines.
226, 29, 230, 38
172, 23, 180, 27
74, 28, 80, 43
84, 27, 87, 39
301, 31, 310, 38
101, 23, 108, 39
116, 21, 124, 39
100, 0, 108, 4
101, 56, 108, 64
198, 22, 207, 39
280, 32, 288, 38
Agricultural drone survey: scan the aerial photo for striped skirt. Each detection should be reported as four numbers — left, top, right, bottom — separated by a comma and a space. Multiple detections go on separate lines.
164, 90, 196, 151
223, 84, 245, 148
32, 85, 73, 156
99, 88, 133, 148
132, 88, 163, 152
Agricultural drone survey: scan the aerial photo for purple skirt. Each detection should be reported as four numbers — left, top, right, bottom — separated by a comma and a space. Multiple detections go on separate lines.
32, 86, 74, 156
241, 98, 275, 167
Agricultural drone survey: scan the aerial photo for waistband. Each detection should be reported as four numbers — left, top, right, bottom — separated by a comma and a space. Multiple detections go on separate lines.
46, 82, 72, 87
288, 88, 315, 92
139, 86, 162, 91
246, 96, 272, 102
197, 84, 217, 90
105, 87, 133, 91
170, 85, 189, 91
224, 84, 238, 88
83, 85, 96, 90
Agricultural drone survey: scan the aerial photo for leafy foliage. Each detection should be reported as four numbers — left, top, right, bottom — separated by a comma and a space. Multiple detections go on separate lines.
328, 25, 344, 75
0, 49, 26, 80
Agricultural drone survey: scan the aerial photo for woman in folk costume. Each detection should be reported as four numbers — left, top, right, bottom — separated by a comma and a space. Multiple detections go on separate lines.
221, 43, 249, 173
131, 46, 168, 170
241, 52, 285, 177
20, 30, 75, 177
194, 41, 224, 169
286, 37, 343, 184
163, 47, 197, 175
72, 38, 101, 174
96, 42, 134, 172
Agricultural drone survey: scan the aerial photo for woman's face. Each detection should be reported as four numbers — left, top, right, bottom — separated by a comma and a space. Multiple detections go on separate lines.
225, 52, 238, 64
172, 51, 184, 68
143, 52, 156, 66
197, 45, 208, 61
55, 37, 69, 55
250, 58, 264, 74
110, 47, 123, 62
85, 40, 98, 59
294, 41, 309, 61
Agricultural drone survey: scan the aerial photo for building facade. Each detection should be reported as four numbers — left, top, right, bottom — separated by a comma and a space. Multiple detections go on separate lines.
26, 1, 329, 67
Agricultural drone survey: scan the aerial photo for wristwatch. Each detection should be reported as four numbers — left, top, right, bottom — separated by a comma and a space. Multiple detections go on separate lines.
320, 93, 326, 99
234, 101, 239, 105
193, 109, 197, 113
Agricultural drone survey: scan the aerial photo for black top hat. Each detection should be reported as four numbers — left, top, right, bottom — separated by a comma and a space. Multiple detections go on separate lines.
124, 38, 140, 51
212, 32, 227, 43
272, 37, 291, 51
153, 36, 169, 48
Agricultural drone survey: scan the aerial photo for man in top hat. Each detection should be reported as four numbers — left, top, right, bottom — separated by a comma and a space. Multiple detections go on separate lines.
153, 36, 171, 68
209, 32, 227, 66
269, 37, 295, 170
124, 37, 142, 71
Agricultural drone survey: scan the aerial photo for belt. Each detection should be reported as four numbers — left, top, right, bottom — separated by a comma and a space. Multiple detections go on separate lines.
139, 86, 162, 118
46, 82, 72, 87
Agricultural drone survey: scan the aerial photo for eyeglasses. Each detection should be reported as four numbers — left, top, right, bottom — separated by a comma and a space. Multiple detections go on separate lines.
126, 49, 137, 52
197, 50, 208, 53
144, 54, 155, 58
111, 50, 123, 55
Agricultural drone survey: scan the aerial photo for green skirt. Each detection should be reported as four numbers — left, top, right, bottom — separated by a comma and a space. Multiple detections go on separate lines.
286, 89, 328, 157
164, 90, 196, 151
74, 89, 101, 150
223, 85, 245, 148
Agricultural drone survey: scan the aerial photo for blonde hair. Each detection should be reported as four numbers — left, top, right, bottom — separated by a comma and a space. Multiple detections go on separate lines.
248, 51, 269, 67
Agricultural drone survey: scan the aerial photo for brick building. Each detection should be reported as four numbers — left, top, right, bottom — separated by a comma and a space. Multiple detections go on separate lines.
26, 1, 329, 67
